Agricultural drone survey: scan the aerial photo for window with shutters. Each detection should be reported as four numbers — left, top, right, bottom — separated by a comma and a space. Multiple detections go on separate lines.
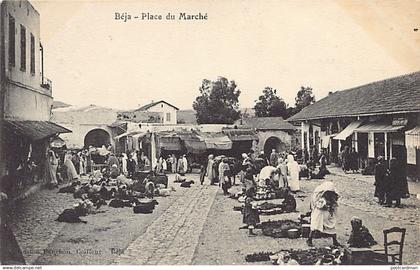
30, 33, 35, 75
20, 25, 26, 72
8, 15, 15, 67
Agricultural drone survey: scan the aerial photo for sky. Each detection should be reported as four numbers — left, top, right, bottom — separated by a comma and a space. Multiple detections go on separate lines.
31, 0, 420, 111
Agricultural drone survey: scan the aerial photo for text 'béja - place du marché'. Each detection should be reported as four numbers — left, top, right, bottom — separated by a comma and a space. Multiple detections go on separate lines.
115, 12, 208, 22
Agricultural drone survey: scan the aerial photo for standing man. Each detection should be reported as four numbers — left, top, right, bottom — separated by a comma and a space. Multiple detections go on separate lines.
171, 154, 177, 173
219, 158, 231, 195
206, 154, 216, 185
269, 149, 279, 167
127, 155, 136, 178
374, 156, 387, 205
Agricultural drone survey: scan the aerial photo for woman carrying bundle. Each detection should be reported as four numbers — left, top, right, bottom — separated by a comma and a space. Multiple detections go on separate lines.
306, 181, 341, 247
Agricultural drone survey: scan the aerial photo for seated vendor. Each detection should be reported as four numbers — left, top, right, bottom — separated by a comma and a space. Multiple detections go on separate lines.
281, 188, 297, 213
309, 168, 326, 180
258, 165, 281, 189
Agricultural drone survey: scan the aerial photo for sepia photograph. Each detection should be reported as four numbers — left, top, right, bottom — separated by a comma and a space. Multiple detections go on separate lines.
0, 0, 419, 268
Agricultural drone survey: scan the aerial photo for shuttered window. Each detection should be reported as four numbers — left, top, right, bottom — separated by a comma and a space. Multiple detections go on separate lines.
8, 15, 15, 67
20, 25, 26, 71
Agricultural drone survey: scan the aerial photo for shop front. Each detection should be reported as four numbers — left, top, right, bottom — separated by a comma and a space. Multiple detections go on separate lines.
354, 120, 407, 173
2, 120, 71, 197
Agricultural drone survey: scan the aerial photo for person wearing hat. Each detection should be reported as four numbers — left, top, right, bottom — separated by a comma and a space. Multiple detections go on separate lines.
374, 156, 387, 205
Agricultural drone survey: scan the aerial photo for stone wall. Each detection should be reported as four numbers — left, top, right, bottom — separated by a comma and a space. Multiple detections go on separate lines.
256, 130, 293, 154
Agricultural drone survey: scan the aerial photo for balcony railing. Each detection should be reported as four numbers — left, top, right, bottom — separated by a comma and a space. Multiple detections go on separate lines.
40, 74, 52, 95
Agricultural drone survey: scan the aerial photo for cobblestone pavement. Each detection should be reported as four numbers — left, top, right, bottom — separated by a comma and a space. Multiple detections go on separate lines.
312, 169, 419, 224
6, 170, 419, 265
7, 188, 77, 264
193, 172, 419, 265
113, 183, 218, 265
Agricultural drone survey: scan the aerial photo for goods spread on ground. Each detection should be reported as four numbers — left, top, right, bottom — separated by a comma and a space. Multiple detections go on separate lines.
56, 170, 172, 223
245, 247, 346, 265
258, 219, 302, 238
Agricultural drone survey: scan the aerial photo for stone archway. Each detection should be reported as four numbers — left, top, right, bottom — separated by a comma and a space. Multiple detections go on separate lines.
84, 128, 111, 148
264, 136, 286, 155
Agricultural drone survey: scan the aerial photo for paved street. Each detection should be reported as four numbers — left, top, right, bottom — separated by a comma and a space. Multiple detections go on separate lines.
113, 183, 218, 265
7, 169, 420, 265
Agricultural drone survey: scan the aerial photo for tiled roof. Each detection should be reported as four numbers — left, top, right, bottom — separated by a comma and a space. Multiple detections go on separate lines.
237, 117, 296, 131
136, 100, 179, 111
288, 71, 420, 121
222, 128, 259, 141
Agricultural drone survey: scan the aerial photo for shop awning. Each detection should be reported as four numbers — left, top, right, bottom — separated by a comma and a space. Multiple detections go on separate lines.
115, 131, 145, 140
223, 129, 259, 141
354, 122, 405, 133
198, 132, 232, 150
333, 121, 362, 140
178, 133, 206, 154
321, 133, 337, 148
159, 136, 182, 151
405, 126, 420, 149
4, 120, 72, 141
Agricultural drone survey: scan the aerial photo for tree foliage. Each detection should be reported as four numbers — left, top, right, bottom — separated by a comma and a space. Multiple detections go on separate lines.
295, 86, 315, 113
192, 77, 241, 124
254, 87, 288, 118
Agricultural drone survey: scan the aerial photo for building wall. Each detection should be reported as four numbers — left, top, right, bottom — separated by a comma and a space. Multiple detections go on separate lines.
51, 106, 118, 125
57, 123, 114, 149
146, 102, 177, 125
4, 82, 52, 120
1, 0, 52, 121
257, 130, 293, 153
51, 106, 119, 149
118, 110, 162, 123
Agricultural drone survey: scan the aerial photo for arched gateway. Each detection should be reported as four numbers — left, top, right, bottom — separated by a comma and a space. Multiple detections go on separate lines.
84, 128, 111, 148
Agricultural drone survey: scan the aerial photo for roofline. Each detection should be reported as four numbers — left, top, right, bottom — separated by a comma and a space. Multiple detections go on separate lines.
136, 100, 179, 111
326, 70, 420, 97
288, 70, 420, 122
256, 127, 297, 131
288, 109, 420, 122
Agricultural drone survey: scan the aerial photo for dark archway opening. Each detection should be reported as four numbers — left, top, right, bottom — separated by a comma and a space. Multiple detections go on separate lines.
84, 129, 111, 148
264, 136, 286, 156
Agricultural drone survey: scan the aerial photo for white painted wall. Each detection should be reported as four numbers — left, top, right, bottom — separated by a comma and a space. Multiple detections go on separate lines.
2, 0, 52, 121
145, 102, 178, 124
51, 106, 118, 149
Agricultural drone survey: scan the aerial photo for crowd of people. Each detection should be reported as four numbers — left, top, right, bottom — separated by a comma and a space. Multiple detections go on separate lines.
201, 149, 302, 194
340, 146, 360, 174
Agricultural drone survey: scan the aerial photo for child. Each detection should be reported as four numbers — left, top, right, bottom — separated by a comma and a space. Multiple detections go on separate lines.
243, 187, 260, 236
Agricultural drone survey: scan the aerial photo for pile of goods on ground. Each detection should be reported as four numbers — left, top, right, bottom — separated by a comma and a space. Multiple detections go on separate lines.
254, 186, 289, 201
231, 187, 289, 203
56, 170, 173, 223
174, 174, 195, 188
233, 199, 296, 216
245, 247, 346, 265
258, 219, 301, 238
